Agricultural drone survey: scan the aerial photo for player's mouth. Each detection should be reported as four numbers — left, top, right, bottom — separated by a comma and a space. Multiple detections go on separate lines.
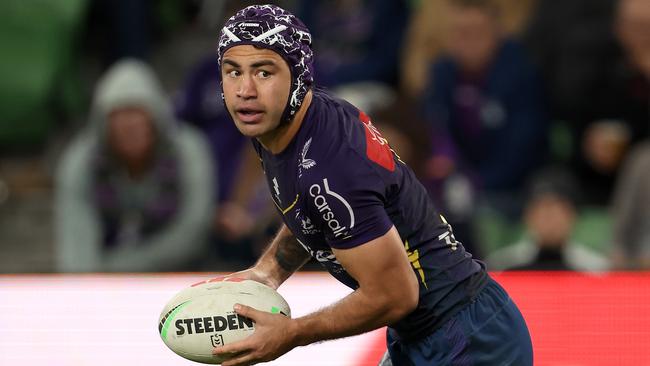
236, 108, 264, 124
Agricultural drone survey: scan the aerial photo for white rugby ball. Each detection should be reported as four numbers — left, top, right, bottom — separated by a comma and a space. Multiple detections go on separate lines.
158, 278, 291, 364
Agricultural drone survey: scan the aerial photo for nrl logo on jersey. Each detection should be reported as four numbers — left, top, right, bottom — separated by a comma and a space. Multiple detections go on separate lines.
295, 209, 320, 235
296, 238, 341, 266
298, 137, 316, 177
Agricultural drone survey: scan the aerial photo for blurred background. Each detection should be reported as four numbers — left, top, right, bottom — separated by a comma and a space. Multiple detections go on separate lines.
1, 0, 650, 274
2, 1, 650, 365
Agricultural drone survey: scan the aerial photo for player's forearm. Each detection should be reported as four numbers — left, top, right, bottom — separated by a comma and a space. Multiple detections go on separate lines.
289, 285, 414, 347
251, 225, 311, 289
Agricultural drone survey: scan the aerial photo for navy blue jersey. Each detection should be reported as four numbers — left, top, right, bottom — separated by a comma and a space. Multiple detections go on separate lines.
252, 90, 487, 340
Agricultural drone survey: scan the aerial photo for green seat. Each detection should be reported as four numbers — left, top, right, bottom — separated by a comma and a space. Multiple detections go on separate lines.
572, 206, 612, 254
549, 120, 574, 164
478, 204, 612, 257
475, 206, 524, 255
0, 0, 87, 150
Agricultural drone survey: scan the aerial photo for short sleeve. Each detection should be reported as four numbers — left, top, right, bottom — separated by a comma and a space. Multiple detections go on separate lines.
303, 148, 393, 249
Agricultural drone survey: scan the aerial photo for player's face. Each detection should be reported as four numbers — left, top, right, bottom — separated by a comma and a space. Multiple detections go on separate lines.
221, 45, 292, 142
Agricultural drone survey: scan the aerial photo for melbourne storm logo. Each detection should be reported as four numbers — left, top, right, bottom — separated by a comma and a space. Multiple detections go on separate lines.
309, 178, 355, 239
298, 137, 316, 178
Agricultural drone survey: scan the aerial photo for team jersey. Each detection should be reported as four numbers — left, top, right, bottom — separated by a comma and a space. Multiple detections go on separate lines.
252, 90, 488, 340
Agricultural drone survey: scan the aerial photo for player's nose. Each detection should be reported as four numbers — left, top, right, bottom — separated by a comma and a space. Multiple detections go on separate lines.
237, 75, 257, 99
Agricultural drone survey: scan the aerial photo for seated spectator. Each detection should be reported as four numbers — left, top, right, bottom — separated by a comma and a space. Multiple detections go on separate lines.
487, 168, 610, 271
174, 55, 250, 210
579, 0, 650, 204
401, 0, 536, 98
175, 55, 279, 269
421, 0, 548, 253
523, 0, 616, 122
296, 0, 409, 88
611, 142, 650, 269
527, 0, 650, 205
295, 0, 411, 112
55, 59, 214, 272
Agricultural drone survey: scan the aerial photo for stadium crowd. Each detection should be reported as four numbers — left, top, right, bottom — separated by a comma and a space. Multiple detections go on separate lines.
1, 0, 649, 272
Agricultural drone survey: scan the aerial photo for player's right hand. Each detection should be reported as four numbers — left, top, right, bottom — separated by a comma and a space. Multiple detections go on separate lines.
227, 268, 272, 286
192, 268, 277, 290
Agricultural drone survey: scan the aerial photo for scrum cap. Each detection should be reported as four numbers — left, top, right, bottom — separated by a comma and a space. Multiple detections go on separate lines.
217, 4, 314, 122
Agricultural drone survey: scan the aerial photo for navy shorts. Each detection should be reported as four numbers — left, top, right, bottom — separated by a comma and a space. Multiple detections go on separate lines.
386, 277, 533, 366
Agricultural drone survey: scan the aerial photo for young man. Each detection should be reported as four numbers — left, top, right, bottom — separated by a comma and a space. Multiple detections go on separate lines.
212, 5, 532, 365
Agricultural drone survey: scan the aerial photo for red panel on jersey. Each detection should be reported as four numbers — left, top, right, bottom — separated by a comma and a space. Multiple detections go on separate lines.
359, 110, 395, 172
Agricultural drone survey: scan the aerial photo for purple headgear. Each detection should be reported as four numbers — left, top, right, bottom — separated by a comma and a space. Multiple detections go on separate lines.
217, 4, 314, 122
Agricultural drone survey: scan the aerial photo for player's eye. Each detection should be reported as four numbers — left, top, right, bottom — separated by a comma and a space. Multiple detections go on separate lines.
225, 70, 240, 78
257, 70, 271, 79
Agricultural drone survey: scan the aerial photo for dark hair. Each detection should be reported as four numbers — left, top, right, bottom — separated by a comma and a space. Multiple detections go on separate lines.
527, 166, 580, 206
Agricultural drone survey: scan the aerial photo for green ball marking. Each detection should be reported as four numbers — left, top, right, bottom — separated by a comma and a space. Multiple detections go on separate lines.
160, 301, 191, 340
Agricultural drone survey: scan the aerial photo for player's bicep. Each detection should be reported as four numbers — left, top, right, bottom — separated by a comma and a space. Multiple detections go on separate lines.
304, 173, 392, 249
333, 226, 418, 306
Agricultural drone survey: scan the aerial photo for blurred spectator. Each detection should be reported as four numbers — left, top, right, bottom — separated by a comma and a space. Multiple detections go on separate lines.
175, 55, 279, 267
575, 0, 650, 205
526, 0, 650, 205
422, 0, 548, 253
523, 0, 616, 121
611, 142, 650, 269
175, 56, 248, 207
297, 0, 409, 88
487, 168, 609, 271
400, 0, 536, 98
55, 59, 214, 272
78, 0, 205, 102
296, 0, 410, 112
84, 0, 203, 65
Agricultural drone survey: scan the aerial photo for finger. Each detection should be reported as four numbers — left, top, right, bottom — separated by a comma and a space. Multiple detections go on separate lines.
233, 303, 262, 321
212, 339, 253, 356
191, 275, 227, 287
212, 349, 245, 364
221, 350, 259, 366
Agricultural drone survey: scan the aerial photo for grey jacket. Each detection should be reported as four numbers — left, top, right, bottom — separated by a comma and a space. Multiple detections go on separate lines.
55, 59, 215, 272
612, 142, 650, 262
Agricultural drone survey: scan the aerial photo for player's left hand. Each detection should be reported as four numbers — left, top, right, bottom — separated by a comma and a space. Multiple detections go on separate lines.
213, 304, 297, 366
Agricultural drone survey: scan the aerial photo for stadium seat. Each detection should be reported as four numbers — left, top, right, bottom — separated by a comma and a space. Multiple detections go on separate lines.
0, 0, 87, 150
572, 206, 612, 254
